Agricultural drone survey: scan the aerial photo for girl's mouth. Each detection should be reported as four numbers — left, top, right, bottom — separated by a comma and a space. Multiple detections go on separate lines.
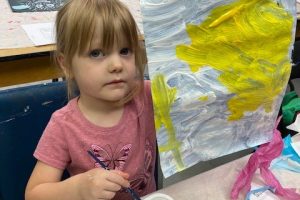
106, 80, 125, 85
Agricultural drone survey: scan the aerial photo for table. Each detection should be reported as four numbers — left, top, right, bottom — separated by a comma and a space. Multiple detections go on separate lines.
143, 154, 300, 200
0, 0, 59, 87
0, 0, 143, 52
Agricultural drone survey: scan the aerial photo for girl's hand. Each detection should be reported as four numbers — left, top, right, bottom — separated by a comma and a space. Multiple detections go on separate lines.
77, 168, 130, 200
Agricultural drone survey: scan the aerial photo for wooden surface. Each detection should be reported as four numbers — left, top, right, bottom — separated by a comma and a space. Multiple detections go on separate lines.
0, 56, 63, 87
0, 45, 55, 57
0, 0, 143, 53
0, 0, 57, 52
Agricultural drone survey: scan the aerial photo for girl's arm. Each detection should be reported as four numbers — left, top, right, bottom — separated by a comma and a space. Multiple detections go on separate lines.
25, 161, 130, 200
25, 161, 81, 200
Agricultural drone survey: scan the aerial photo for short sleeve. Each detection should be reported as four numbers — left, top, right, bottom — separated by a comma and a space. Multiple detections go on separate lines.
34, 113, 70, 169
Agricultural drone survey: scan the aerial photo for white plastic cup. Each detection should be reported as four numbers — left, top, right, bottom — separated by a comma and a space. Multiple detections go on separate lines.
143, 192, 174, 200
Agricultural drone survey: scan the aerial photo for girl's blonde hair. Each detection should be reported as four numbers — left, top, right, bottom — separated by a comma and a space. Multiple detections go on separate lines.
55, 0, 146, 101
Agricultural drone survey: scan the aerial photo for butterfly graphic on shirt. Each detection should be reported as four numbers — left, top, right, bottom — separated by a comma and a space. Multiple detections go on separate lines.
128, 139, 154, 194
90, 143, 132, 171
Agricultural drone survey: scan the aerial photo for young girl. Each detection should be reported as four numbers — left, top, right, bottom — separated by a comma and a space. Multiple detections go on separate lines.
25, 0, 156, 199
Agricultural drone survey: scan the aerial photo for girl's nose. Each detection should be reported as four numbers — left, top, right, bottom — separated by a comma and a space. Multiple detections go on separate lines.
108, 54, 123, 73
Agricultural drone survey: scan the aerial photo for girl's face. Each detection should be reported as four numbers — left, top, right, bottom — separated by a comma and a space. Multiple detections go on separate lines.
70, 36, 137, 104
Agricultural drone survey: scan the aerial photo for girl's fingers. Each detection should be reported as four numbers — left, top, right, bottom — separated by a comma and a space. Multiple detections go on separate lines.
106, 170, 130, 188
103, 181, 122, 192
112, 170, 130, 180
100, 190, 116, 199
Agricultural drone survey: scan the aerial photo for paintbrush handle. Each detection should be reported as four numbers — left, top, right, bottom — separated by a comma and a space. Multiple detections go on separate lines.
87, 150, 141, 200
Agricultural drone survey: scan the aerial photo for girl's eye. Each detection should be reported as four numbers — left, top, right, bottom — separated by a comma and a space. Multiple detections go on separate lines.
89, 49, 104, 58
120, 48, 131, 56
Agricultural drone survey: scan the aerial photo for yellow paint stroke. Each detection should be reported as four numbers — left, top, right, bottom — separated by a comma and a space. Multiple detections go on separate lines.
199, 95, 209, 101
151, 74, 185, 170
176, 0, 293, 120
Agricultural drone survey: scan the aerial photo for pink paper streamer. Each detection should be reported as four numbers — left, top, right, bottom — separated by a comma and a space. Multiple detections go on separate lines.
231, 117, 300, 200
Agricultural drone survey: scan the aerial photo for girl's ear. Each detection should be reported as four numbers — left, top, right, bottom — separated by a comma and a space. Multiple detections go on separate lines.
57, 54, 73, 78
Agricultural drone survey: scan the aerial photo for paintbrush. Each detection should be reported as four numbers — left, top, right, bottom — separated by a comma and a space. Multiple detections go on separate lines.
87, 150, 141, 200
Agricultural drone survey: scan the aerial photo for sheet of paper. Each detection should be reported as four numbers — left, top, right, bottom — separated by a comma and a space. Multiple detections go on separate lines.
248, 190, 279, 200
287, 114, 300, 132
140, 0, 297, 178
291, 142, 300, 157
292, 133, 300, 142
21, 23, 55, 46
248, 183, 279, 200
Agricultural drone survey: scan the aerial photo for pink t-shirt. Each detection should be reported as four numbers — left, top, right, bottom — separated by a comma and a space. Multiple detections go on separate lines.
34, 81, 156, 199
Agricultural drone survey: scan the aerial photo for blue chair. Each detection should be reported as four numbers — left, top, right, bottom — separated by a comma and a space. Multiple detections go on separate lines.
0, 81, 68, 200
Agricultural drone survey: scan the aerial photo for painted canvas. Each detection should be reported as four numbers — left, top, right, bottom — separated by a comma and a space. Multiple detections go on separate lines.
7, 0, 66, 12
140, 0, 297, 178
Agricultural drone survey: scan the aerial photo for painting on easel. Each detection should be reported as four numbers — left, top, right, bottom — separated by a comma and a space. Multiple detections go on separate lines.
140, 0, 297, 178
7, 0, 66, 12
